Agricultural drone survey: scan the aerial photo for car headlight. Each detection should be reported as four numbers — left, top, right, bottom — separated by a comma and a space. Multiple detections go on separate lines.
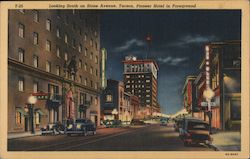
67, 124, 73, 129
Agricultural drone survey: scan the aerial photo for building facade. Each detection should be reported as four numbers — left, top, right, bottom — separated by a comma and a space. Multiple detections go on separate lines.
182, 76, 197, 115
8, 9, 101, 134
122, 55, 160, 115
100, 79, 138, 121
192, 41, 241, 130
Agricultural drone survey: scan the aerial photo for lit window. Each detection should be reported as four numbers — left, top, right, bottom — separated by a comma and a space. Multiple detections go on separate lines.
84, 48, 87, 56
15, 111, 22, 125
146, 100, 150, 103
56, 27, 60, 38
33, 82, 38, 93
46, 19, 51, 31
84, 63, 87, 71
84, 78, 87, 86
146, 94, 150, 97
33, 55, 38, 68
56, 46, 60, 57
79, 60, 82, 68
33, 32, 38, 45
146, 90, 150, 93
18, 78, 24, 91
146, 80, 150, 83
84, 33, 87, 41
95, 56, 98, 64
106, 94, 112, 102
64, 52, 68, 61
18, 23, 24, 38
90, 39, 93, 46
126, 75, 130, 78
33, 10, 39, 22
90, 66, 93, 74
56, 65, 60, 76
18, 48, 24, 63
46, 61, 51, 72
126, 85, 130, 88
78, 44, 82, 52
46, 40, 51, 52
64, 34, 68, 43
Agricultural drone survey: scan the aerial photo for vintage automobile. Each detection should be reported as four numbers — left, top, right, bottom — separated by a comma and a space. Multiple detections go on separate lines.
66, 119, 96, 136
179, 118, 212, 146
105, 120, 122, 128
130, 119, 145, 125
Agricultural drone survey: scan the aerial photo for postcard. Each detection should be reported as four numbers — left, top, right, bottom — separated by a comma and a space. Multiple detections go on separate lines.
0, 0, 249, 159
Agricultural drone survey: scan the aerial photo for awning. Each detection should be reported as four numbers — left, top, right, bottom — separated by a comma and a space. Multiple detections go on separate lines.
16, 107, 28, 116
35, 109, 46, 116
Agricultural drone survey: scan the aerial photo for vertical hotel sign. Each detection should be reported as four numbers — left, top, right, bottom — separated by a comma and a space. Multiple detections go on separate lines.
205, 45, 211, 111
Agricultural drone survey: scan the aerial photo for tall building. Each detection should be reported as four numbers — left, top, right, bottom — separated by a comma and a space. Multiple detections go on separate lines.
122, 55, 160, 115
8, 10, 101, 134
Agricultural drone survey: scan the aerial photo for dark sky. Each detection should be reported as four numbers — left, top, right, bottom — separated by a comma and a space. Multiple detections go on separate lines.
100, 10, 241, 114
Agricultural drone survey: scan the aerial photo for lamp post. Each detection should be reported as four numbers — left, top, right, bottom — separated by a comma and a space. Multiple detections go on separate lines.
203, 87, 215, 133
27, 95, 37, 134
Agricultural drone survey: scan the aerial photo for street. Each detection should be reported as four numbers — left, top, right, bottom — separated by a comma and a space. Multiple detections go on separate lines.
8, 123, 213, 151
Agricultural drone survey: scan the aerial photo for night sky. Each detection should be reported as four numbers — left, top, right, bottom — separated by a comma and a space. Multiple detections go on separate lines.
100, 10, 241, 114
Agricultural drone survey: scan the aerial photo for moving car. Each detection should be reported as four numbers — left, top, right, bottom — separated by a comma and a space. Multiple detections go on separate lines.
179, 118, 212, 146
66, 119, 96, 136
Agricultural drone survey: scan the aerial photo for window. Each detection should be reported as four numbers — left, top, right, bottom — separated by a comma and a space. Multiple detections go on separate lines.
18, 48, 24, 63
84, 63, 87, 71
56, 65, 60, 76
46, 61, 51, 72
95, 56, 98, 64
84, 33, 87, 41
56, 27, 60, 38
146, 80, 150, 83
56, 46, 60, 57
33, 32, 38, 45
90, 96, 93, 104
84, 48, 87, 56
78, 44, 82, 52
146, 100, 150, 103
94, 97, 98, 105
91, 80, 93, 87
64, 52, 68, 61
146, 90, 150, 93
46, 19, 51, 31
90, 66, 93, 74
95, 82, 98, 89
95, 42, 98, 50
64, 34, 68, 43
35, 112, 41, 125
95, 69, 98, 76
18, 78, 24, 91
146, 94, 150, 97
90, 39, 93, 46
79, 60, 82, 68
84, 78, 87, 86
106, 94, 112, 102
18, 23, 24, 38
46, 40, 51, 51
33, 10, 39, 22
15, 111, 22, 125
90, 52, 93, 60
33, 55, 38, 68
33, 82, 38, 93
79, 75, 82, 83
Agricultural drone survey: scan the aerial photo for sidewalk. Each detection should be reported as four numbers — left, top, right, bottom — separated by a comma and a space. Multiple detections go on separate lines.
8, 132, 41, 139
210, 131, 241, 151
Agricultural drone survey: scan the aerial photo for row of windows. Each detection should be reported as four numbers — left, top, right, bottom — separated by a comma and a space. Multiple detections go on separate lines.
18, 48, 99, 78
18, 23, 99, 61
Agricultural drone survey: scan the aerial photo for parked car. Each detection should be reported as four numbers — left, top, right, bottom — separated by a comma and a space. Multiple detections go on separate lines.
66, 119, 96, 136
179, 118, 212, 146
130, 119, 145, 125
105, 120, 122, 128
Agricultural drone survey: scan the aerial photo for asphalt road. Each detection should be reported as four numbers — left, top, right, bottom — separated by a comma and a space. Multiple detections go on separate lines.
8, 124, 213, 151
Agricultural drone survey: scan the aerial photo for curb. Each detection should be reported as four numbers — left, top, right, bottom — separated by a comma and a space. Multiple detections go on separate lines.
8, 133, 41, 140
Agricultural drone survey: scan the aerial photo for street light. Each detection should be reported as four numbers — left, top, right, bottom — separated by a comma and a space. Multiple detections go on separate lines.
112, 108, 118, 120
203, 87, 215, 133
26, 95, 37, 134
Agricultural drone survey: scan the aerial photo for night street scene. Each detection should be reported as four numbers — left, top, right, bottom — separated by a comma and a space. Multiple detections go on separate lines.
8, 9, 241, 151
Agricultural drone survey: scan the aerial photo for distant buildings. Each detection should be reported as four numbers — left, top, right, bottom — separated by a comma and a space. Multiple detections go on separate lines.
100, 79, 139, 121
8, 10, 101, 134
122, 55, 160, 115
183, 40, 241, 131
